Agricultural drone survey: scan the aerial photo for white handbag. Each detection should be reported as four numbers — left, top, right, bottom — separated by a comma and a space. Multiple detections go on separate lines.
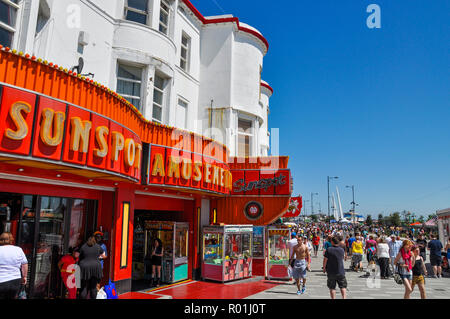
96, 287, 107, 299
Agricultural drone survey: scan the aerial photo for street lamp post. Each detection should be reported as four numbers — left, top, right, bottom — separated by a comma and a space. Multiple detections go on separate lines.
327, 176, 339, 219
311, 192, 318, 216
346, 185, 356, 223
304, 199, 310, 217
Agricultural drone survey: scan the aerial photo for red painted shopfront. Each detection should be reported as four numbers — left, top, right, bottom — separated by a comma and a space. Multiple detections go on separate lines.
0, 48, 292, 297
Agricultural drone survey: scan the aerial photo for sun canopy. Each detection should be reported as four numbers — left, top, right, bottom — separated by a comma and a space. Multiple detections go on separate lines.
424, 218, 437, 227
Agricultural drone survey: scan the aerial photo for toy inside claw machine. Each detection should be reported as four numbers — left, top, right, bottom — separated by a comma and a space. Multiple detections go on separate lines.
202, 225, 253, 282
266, 226, 291, 280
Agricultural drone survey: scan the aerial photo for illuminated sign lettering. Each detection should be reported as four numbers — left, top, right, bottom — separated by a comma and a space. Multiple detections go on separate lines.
233, 175, 286, 193
146, 146, 232, 195
0, 86, 142, 182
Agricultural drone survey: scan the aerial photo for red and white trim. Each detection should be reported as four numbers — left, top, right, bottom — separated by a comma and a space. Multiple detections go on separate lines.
181, 0, 269, 54
260, 81, 274, 95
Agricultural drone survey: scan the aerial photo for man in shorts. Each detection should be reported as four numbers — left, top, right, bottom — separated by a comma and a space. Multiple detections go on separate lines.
290, 238, 311, 295
428, 234, 443, 278
323, 236, 347, 299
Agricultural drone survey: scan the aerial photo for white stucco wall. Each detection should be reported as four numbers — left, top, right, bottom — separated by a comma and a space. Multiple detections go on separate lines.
7, 0, 273, 156
198, 24, 234, 111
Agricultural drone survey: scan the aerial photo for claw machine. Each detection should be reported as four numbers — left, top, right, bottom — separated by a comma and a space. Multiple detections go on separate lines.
266, 225, 291, 280
144, 221, 189, 284
252, 226, 266, 276
202, 225, 253, 282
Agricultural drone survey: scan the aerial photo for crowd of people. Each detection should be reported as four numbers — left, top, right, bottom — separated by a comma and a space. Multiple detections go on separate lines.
0, 231, 107, 299
1, 220, 449, 300
0, 230, 168, 299
287, 221, 450, 299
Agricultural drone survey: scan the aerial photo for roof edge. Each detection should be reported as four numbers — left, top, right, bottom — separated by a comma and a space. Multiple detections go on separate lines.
181, 0, 269, 54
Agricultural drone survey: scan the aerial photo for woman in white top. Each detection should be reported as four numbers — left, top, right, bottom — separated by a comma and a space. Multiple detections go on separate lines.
303, 236, 313, 255
376, 237, 390, 279
0, 232, 28, 299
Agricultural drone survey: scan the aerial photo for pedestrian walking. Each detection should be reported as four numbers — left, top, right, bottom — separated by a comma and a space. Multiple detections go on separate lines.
287, 232, 298, 282
289, 237, 310, 295
388, 234, 403, 273
351, 235, 364, 272
303, 236, 313, 266
376, 237, 390, 279
365, 235, 377, 262
344, 235, 350, 256
323, 236, 347, 299
287, 232, 298, 262
416, 233, 427, 262
0, 232, 28, 299
94, 231, 108, 270
394, 240, 414, 299
78, 235, 106, 299
427, 234, 443, 278
304, 236, 312, 252
323, 235, 332, 254
348, 233, 356, 257
151, 238, 164, 287
94, 231, 108, 289
312, 233, 320, 257
367, 242, 376, 263
411, 246, 427, 299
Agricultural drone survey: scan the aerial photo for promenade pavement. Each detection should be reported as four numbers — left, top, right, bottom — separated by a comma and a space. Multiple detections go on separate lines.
246, 249, 450, 299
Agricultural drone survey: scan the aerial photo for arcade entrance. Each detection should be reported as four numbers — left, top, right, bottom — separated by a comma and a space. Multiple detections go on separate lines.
0, 191, 97, 298
131, 211, 189, 291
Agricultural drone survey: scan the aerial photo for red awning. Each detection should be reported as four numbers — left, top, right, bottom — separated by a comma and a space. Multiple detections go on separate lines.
282, 196, 302, 218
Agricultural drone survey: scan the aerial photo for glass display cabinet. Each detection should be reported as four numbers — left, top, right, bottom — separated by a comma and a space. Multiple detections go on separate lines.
143, 221, 189, 284
266, 226, 291, 280
202, 225, 253, 282
252, 226, 266, 276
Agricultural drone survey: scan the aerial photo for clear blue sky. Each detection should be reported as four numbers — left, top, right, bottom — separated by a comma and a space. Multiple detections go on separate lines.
191, 0, 450, 217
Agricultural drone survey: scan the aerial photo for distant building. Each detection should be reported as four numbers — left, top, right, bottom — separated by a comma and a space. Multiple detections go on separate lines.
437, 208, 450, 244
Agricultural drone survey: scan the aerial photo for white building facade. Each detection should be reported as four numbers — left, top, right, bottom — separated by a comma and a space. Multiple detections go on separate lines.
1, 0, 273, 157
437, 208, 450, 245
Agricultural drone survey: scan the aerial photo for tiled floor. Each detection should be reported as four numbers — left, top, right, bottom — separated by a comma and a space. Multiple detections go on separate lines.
119, 278, 280, 299
119, 251, 450, 300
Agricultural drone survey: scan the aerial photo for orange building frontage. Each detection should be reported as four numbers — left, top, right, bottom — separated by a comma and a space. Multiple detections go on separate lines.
0, 48, 292, 297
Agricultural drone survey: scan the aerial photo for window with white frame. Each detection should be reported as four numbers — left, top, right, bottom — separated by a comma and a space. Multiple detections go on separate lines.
0, 0, 19, 48
152, 74, 166, 123
116, 63, 143, 111
237, 118, 253, 157
159, 0, 170, 35
125, 0, 149, 25
35, 1, 50, 35
180, 33, 190, 72
175, 98, 188, 129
